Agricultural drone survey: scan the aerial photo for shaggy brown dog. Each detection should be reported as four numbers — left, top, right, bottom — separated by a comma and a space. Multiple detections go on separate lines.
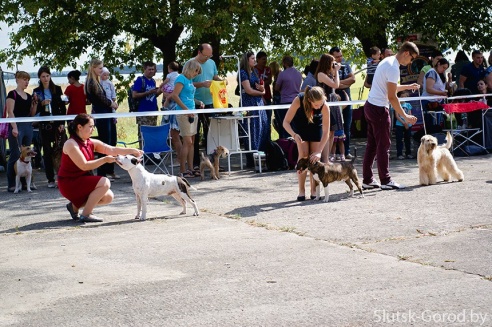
417, 131, 464, 186
200, 145, 229, 180
295, 154, 363, 202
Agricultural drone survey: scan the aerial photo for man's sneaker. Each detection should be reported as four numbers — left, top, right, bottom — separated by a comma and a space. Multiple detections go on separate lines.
397, 155, 405, 160
380, 180, 405, 190
406, 154, 414, 159
362, 180, 381, 189
47, 182, 56, 188
345, 154, 354, 160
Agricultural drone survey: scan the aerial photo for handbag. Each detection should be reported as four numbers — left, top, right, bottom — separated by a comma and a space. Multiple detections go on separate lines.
0, 91, 16, 139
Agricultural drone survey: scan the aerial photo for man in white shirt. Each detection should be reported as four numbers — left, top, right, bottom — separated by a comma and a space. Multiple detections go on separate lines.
362, 41, 420, 190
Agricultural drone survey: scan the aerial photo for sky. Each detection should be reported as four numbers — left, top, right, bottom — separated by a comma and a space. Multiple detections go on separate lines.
0, 22, 38, 73
0, 22, 88, 74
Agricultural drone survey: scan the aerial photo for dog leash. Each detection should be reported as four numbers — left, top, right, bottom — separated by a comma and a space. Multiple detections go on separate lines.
417, 88, 427, 136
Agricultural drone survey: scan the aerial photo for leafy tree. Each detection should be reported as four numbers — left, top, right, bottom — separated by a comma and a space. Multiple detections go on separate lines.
1, 0, 490, 92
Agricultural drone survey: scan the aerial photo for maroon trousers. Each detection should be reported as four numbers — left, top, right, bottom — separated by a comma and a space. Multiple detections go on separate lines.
362, 101, 392, 185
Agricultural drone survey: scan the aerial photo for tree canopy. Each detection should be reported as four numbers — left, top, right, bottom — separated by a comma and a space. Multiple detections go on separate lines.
1, 0, 490, 84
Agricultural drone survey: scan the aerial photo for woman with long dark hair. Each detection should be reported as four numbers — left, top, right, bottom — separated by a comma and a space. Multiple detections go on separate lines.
315, 53, 341, 161
239, 51, 268, 168
421, 58, 450, 132
58, 113, 142, 222
33, 66, 67, 188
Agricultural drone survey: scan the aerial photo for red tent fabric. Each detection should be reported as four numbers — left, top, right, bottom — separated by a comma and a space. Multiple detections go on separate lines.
441, 101, 489, 114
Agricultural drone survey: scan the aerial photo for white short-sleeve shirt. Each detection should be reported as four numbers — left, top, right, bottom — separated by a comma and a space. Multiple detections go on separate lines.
367, 56, 400, 107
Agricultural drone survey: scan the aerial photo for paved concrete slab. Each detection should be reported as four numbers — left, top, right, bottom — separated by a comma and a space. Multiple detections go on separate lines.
1, 150, 491, 326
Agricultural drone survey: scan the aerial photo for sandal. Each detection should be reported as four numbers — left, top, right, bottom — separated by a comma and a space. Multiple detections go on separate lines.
192, 170, 201, 177
180, 172, 195, 178
66, 202, 79, 220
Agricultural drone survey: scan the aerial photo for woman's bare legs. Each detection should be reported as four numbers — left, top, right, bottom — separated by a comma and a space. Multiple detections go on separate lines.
180, 135, 193, 173
80, 177, 114, 216
170, 129, 182, 164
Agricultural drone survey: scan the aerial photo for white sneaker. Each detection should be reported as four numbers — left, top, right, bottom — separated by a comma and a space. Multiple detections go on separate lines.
362, 180, 381, 189
380, 180, 405, 190
47, 182, 56, 188
345, 154, 354, 160
397, 155, 405, 160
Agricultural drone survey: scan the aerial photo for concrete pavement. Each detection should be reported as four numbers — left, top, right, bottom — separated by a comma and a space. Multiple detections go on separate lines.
1, 149, 491, 326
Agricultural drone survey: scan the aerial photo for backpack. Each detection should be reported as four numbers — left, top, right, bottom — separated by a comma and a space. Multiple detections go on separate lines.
265, 140, 288, 171
276, 138, 298, 169
128, 77, 146, 112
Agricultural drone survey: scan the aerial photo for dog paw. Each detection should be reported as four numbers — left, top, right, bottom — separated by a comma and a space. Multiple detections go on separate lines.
139, 217, 146, 221
193, 212, 199, 216
180, 211, 186, 215
14, 190, 20, 194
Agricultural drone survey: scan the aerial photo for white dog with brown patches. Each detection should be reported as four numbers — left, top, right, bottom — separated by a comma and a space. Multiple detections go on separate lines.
14, 145, 37, 194
115, 154, 199, 220
417, 131, 464, 186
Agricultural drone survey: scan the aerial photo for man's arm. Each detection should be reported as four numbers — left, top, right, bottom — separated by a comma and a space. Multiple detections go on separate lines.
339, 72, 355, 89
388, 82, 417, 125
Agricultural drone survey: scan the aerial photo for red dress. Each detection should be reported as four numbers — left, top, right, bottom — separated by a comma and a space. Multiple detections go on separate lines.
64, 84, 87, 115
58, 137, 103, 208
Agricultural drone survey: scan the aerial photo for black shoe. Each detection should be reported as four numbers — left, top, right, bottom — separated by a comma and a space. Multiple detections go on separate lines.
66, 202, 79, 220
297, 195, 306, 201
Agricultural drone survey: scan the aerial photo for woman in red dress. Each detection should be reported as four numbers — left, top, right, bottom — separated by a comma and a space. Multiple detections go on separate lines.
58, 113, 143, 222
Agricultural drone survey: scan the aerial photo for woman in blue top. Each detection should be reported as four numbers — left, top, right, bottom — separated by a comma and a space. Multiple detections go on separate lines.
239, 51, 269, 167
168, 59, 205, 178
283, 86, 331, 201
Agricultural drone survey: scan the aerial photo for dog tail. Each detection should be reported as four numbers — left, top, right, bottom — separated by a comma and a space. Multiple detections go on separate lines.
176, 176, 197, 191
200, 151, 207, 161
443, 131, 453, 149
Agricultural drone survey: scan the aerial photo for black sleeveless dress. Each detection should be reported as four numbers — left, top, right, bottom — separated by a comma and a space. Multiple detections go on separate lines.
292, 93, 323, 142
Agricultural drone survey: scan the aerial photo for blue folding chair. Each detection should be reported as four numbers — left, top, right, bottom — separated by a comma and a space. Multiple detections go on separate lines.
141, 124, 174, 175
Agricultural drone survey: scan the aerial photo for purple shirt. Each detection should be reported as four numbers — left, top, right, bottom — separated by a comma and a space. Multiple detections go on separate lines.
276, 67, 302, 104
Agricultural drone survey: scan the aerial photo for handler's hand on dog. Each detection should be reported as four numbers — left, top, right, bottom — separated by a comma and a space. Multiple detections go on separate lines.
310, 152, 321, 163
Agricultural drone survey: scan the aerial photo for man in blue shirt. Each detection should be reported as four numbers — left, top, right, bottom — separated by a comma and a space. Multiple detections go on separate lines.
132, 61, 163, 148
459, 50, 485, 94
191, 43, 226, 169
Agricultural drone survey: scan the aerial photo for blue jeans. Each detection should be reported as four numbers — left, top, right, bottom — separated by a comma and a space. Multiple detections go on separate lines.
7, 122, 33, 189
343, 105, 352, 155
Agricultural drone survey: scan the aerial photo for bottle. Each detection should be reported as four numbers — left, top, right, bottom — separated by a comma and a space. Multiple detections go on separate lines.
45, 102, 52, 114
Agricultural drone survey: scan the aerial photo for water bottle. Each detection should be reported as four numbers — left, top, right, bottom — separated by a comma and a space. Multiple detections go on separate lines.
45, 103, 52, 114
462, 113, 467, 129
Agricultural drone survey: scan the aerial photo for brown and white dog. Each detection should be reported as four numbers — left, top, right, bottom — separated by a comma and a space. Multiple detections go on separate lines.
115, 154, 199, 220
417, 131, 464, 186
295, 154, 363, 202
200, 145, 229, 180
14, 145, 37, 194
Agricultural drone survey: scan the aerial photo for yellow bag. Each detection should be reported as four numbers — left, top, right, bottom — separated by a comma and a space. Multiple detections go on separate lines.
210, 80, 228, 109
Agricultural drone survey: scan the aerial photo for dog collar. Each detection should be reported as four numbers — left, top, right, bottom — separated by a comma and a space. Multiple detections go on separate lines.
20, 158, 30, 164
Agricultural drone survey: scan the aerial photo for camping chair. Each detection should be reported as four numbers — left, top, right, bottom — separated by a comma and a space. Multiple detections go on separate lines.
140, 124, 174, 174
441, 102, 490, 156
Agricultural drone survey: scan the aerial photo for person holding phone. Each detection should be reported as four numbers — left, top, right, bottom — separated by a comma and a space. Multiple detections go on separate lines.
33, 66, 67, 188
165, 59, 204, 178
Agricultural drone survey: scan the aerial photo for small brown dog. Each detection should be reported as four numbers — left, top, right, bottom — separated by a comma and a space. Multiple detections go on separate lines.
418, 131, 464, 186
14, 145, 37, 193
295, 153, 363, 202
200, 145, 229, 180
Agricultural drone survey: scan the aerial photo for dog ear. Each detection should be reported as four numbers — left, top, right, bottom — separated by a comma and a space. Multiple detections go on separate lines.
421, 136, 426, 143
